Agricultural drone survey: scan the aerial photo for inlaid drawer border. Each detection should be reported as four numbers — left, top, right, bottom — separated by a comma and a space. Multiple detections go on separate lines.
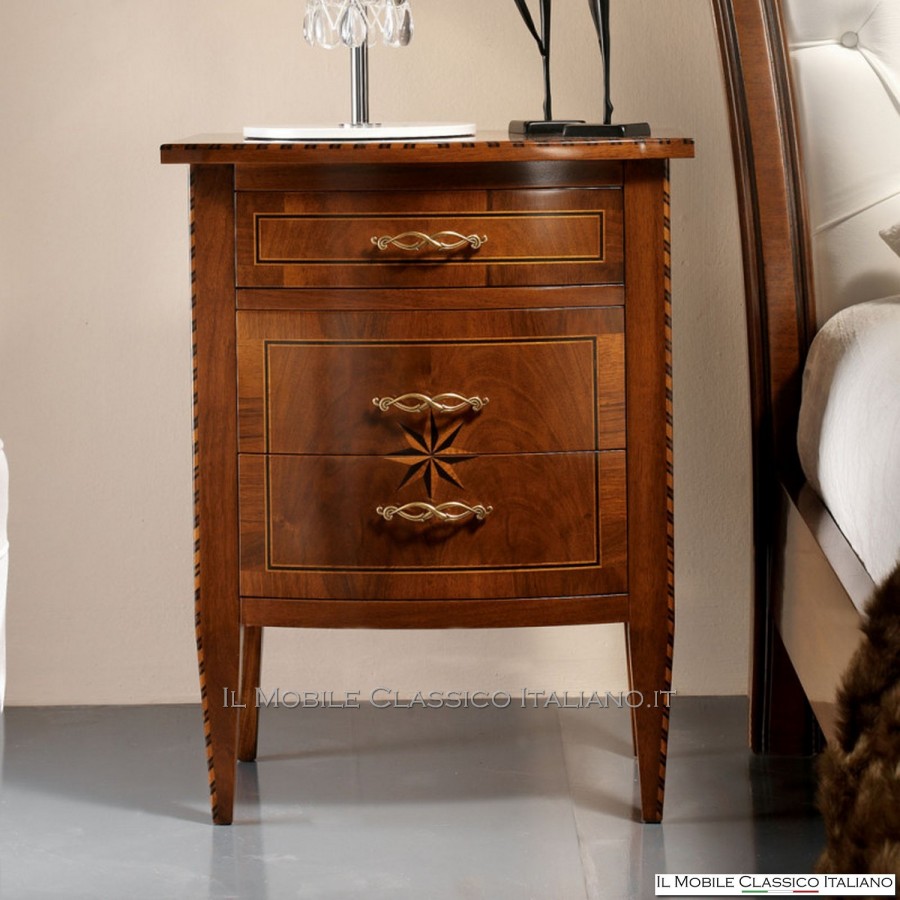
251, 211, 606, 266
260, 334, 603, 454
237, 450, 629, 578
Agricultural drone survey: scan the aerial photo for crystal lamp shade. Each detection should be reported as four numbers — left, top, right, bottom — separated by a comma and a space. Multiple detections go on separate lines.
303, 0, 413, 49
245, 0, 472, 140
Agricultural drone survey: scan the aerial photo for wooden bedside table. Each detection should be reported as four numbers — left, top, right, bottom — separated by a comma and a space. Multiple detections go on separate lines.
161, 134, 694, 825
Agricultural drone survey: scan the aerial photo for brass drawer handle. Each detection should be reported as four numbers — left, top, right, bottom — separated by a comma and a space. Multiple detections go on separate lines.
377, 501, 493, 523
373, 392, 489, 414
371, 231, 488, 252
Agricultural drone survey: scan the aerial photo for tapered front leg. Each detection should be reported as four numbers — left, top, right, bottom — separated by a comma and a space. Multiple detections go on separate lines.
191, 163, 240, 825
199, 624, 239, 825
627, 620, 674, 823
624, 160, 674, 823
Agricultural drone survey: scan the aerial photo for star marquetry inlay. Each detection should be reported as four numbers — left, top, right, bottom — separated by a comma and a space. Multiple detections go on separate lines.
385, 412, 475, 498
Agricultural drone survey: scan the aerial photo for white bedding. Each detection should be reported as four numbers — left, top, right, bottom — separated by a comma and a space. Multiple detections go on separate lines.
0, 439, 7, 712
797, 299, 900, 586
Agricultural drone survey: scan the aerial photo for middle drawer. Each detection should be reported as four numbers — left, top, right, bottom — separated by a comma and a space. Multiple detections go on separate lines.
237, 307, 625, 455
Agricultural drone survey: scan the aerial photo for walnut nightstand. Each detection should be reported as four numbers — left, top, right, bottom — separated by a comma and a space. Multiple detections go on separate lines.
161, 134, 694, 824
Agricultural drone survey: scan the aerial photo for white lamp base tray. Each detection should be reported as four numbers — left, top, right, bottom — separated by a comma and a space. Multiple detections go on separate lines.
243, 122, 476, 141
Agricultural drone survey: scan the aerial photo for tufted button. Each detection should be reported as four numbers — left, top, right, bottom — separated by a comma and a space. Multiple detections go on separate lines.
841, 31, 859, 48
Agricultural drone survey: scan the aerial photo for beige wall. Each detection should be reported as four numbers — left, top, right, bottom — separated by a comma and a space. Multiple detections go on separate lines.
0, 0, 749, 705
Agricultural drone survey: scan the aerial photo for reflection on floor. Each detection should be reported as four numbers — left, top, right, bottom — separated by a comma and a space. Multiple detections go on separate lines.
0, 697, 823, 899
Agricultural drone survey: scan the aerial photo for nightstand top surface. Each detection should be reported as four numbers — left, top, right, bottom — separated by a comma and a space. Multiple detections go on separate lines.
160, 131, 694, 165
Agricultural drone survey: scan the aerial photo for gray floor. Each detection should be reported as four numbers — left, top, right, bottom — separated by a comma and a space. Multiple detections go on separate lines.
0, 697, 823, 899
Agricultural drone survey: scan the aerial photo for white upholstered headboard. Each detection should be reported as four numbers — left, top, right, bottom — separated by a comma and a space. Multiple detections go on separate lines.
784, 0, 900, 325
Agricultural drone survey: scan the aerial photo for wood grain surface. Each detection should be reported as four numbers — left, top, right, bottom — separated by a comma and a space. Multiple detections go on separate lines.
163, 135, 692, 823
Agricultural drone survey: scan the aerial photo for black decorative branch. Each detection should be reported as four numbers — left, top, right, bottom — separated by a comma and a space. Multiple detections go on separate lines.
587, 0, 613, 125
509, 0, 648, 137
513, 0, 554, 120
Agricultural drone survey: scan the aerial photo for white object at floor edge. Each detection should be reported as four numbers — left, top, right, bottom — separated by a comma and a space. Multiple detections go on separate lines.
0, 439, 7, 713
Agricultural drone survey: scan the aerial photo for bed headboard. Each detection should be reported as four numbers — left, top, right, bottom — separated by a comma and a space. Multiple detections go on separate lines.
786, 1, 900, 323
713, 0, 900, 750
713, 0, 900, 484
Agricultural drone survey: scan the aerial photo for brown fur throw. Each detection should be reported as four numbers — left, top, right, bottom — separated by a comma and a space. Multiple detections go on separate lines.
817, 560, 900, 882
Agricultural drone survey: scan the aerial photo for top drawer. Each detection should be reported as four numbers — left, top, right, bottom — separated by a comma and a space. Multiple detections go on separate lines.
236, 189, 623, 289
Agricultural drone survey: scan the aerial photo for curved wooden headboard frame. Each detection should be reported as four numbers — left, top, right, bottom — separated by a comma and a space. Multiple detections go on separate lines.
711, 0, 819, 750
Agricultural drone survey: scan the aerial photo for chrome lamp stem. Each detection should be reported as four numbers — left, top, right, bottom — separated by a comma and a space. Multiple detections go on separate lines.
350, 43, 370, 126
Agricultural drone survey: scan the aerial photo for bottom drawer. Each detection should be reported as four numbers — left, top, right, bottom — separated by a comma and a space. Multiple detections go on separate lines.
239, 451, 627, 600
